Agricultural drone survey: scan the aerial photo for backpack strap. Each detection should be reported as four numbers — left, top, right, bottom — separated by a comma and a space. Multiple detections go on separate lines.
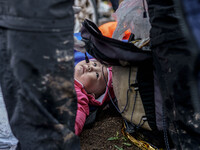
137, 59, 157, 130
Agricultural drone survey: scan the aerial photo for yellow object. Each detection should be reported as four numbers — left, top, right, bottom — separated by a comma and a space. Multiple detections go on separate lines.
121, 124, 159, 150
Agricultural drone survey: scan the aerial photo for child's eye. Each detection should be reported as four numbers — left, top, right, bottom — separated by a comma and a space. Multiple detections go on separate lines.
96, 72, 99, 78
93, 62, 97, 67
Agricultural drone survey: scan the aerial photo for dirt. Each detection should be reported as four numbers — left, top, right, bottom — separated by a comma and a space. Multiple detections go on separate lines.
80, 104, 140, 150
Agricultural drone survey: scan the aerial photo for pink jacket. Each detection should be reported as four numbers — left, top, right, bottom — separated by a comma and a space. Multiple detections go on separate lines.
74, 67, 115, 135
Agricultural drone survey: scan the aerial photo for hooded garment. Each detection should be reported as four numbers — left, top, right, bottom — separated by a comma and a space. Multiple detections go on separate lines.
74, 67, 115, 135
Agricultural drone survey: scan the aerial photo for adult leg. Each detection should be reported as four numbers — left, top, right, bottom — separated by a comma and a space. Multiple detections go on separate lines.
0, 0, 80, 149
147, 0, 200, 149
110, 0, 119, 11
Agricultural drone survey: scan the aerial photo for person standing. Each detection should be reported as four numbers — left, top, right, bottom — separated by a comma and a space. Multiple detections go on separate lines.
146, 0, 200, 149
110, 0, 119, 11
0, 0, 80, 149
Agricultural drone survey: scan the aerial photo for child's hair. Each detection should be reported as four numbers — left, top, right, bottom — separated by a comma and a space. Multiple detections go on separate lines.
96, 66, 112, 102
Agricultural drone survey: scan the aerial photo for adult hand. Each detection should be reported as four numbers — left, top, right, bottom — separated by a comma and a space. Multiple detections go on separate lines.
73, 6, 81, 14
74, 36, 86, 53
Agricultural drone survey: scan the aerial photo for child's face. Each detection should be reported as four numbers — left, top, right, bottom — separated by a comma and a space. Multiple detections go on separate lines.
74, 60, 108, 98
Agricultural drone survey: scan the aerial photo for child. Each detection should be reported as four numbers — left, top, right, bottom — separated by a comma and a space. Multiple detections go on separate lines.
74, 59, 115, 135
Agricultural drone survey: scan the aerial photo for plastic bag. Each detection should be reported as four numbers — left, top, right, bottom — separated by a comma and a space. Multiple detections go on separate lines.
112, 0, 151, 40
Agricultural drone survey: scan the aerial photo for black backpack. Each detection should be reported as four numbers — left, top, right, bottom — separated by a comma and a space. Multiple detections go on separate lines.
80, 19, 174, 149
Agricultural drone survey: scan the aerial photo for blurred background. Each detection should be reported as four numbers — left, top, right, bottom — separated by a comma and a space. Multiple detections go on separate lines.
74, 0, 121, 33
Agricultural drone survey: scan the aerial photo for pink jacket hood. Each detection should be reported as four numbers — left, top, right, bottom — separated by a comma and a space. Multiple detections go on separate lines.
74, 67, 115, 135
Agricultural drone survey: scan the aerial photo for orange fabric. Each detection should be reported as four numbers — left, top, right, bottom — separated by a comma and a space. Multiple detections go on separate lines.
98, 21, 131, 40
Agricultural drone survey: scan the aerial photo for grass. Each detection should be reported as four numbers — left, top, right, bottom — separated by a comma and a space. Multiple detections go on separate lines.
107, 131, 132, 150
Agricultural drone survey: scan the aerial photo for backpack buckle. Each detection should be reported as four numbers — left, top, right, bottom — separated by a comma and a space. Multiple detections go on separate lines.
131, 83, 139, 91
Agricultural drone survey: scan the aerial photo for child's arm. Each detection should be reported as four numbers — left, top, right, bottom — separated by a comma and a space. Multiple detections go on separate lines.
75, 91, 90, 135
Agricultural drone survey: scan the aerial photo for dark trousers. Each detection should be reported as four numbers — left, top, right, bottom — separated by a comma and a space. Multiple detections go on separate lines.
110, 0, 119, 11
147, 0, 200, 149
0, 0, 80, 149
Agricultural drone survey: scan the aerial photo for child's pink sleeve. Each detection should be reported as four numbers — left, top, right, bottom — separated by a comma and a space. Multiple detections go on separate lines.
75, 109, 87, 135
75, 91, 90, 135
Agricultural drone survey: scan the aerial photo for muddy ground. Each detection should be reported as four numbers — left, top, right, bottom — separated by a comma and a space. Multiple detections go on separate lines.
79, 104, 140, 150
